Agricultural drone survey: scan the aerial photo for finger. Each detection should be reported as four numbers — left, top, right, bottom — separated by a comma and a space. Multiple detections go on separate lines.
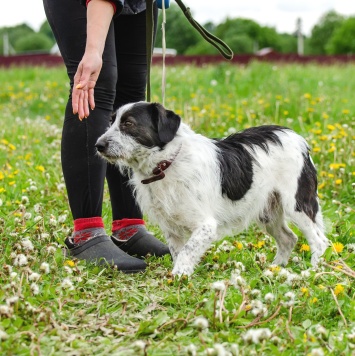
72, 66, 83, 115
84, 89, 90, 118
78, 90, 85, 120
88, 88, 95, 111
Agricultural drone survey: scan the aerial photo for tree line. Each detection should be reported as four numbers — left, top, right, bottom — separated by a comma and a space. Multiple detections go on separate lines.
0, 7, 354, 56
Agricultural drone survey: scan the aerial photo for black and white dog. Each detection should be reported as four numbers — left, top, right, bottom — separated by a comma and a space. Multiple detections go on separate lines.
96, 102, 329, 276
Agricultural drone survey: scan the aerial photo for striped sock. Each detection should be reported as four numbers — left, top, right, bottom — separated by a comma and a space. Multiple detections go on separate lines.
111, 218, 145, 242
72, 217, 105, 244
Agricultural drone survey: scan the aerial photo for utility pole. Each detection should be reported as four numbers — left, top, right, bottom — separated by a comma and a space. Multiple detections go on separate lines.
296, 18, 304, 56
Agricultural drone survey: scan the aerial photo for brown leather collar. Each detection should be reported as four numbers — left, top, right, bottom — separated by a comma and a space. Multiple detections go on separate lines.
141, 145, 181, 185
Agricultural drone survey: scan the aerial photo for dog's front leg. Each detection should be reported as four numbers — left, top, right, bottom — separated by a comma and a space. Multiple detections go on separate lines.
172, 218, 218, 277
166, 233, 185, 263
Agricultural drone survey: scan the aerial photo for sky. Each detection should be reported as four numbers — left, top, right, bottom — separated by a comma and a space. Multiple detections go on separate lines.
1, 0, 355, 36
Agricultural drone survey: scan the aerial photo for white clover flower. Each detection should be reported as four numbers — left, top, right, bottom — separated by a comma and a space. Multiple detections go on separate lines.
40, 262, 50, 274
10, 272, 17, 279
309, 348, 324, 356
34, 204, 42, 213
6, 296, 19, 305
21, 238, 34, 251
57, 183, 66, 191
61, 278, 74, 290
29, 185, 38, 191
193, 316, 209, 330
243, 328, 272, 344
211, 281, 225, 292
301, 270, 311, 279
263, 270, 274, 279
21, 196, 29, 205
23, 212, 32, 220
264, 293, 275, 303
0, 305, 13, 317
29, 272, 41, 282
250, 289, 261, 297
31, 283, 40, 295
46, 246, 56, 254
58, 214, 68, 224
186, 344, 197, 356
14, 254, 28, 266
210, 79, 218, 86
213, 343, 227, 356
132, 340, 146, 351
235, 262, 245, 271
0, 329, 9, 340
49, 215, 57, 227
34, 216, 43, 223
292, 256, 301, 263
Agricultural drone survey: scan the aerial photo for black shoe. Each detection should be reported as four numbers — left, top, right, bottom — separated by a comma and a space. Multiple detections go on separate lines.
111, 227, 170, 258
64, 235, 147, 273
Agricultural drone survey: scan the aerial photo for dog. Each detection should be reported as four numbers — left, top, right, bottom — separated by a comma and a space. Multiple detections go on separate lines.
95, 101, 329, 276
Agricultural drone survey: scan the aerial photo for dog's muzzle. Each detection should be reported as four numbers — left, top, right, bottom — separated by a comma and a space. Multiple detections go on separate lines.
95, 138, 108, 154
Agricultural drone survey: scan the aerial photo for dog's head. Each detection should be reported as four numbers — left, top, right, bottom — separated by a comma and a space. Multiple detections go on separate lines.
96, 102, 181, 164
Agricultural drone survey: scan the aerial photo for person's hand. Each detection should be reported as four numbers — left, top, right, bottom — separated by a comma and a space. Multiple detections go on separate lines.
72, 50, 103, 120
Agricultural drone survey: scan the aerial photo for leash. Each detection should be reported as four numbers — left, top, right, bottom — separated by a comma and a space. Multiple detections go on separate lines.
146, 0, 234, 103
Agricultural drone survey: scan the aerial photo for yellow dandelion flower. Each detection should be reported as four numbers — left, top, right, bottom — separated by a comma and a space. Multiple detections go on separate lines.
0, 172, 4, 180
64, 260, 75, 267
327, 124, 336, 131
311, 297, 318, 303
313, 147, 321, 153
245, 304, 252, 311
36, 165, 45, 173
270, 265, 281, 273
335, 179, 342, 185
322, 112, 329, 119
8, 144, 16, 150
8, 181, 15, 186
254, 240, 265, 249
283, 110, 289, 115
318, 285, 325, 290
304, 93, 311, 99
300, 244, 310, 252
328, 146, 336, 153
301, 287, 309, 296
334, 284, 345, 296
328, 173, 334, 178
234, 241, 243, 250
307, 107, 314, 113
342, 109, 350, 115
318, 182, 325, 190
332, 242, 344, 253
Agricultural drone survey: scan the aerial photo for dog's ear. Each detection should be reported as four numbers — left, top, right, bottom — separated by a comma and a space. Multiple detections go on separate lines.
151, 103, 181, 143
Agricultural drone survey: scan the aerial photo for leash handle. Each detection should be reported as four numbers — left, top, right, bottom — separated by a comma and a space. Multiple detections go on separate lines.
174, 0, 234, 60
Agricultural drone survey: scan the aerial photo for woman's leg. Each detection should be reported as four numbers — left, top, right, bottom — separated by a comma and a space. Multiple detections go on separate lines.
42, 0, 147, 270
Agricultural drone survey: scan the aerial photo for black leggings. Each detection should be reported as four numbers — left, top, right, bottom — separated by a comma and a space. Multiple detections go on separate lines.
43, 0, 158, 221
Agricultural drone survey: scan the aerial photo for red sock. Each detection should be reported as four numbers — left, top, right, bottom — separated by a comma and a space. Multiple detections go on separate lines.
112, 218, 145, 241
73, 217, 105, 244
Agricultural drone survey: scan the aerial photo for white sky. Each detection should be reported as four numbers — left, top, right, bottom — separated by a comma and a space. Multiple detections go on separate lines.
1, 0, 355, 35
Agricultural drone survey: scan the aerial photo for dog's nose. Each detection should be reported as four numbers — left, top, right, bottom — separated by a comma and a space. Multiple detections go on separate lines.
95, 139, 108, 153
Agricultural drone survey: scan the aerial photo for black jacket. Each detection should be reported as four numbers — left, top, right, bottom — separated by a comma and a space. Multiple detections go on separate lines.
79, 0, 147, 16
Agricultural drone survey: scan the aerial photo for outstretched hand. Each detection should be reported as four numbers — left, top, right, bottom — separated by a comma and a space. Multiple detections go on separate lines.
72, 50, 103, 120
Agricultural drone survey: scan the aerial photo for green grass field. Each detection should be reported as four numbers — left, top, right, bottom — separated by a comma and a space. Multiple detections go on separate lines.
0, 62, 354, 355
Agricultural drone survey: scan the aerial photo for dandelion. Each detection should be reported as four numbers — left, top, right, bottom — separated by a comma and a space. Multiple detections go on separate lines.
21, 238, 34, 251
14, 254, 28, 266
334, 284, 345, 296
34, 203, 42, 213
301, 287, 309, 296
186, 344, 197, 356
309, 348, 324, 356
6, 296, 19, 305
242, 328, 272, 344
40, 262, 50, 274
29, 272, 40, 282
332, 242, 344, 253
193, 316, 209, 331
264, 293, 275, 303
64, 260, 75, 267
49, 215, 57, 227
31, 283, 40, 295
300, 244, 310, 252
21, 195, 29, 205
0, 330, 9, 340
212, 343, 227, 356
0, 305, 13, 317
35, 165, 45, 172
132, 340, 146, 351
211, 281, 225, 292
234, 241, 243, 250
61, 278, 74, 290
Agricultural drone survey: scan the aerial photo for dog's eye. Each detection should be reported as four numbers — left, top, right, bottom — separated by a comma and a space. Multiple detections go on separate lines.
122, 120, 134, 127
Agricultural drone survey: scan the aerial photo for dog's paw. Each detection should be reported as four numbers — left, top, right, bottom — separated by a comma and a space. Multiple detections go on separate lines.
172, 264, 194, 277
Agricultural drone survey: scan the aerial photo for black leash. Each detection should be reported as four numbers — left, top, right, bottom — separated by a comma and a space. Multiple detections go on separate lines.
146, 0, 234, 102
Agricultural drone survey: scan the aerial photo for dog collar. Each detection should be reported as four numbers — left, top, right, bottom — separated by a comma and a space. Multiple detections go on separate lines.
141, 144, 181, 184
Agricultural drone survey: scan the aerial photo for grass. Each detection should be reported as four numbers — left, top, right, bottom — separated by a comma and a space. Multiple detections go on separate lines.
0, 62, 354, 355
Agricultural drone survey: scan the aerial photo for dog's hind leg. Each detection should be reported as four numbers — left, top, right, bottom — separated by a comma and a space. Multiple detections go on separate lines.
265, 217, 298, 266
290, 210, 329, 266
172, 218, 218, 276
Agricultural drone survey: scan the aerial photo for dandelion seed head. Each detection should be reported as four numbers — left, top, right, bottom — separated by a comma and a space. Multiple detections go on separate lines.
31, 283, 40, 295
193, 316, 209, 330
264, 292, 275, 303
29, 272, 40, 281
40, 262, 50, 274
61, 277, 74, 290
21, 238, 34, 251
14, 254, 28, 266
243, 328, 272, 344
211, 281, 225, 291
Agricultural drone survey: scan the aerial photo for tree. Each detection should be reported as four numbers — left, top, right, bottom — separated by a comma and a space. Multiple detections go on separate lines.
155, 4, 201, 54
14, 32, 53, 53
39, 20, 55, 43
309, 11, 344, 54
327, 17, 355, 54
